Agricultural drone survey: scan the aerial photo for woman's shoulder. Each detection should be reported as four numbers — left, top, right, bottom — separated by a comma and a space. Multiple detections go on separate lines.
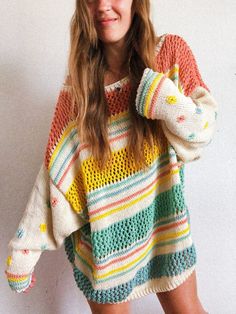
155, 33, 194, 56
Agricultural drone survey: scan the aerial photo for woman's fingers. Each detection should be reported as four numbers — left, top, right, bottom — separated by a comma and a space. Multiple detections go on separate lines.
23, 272, 36, 293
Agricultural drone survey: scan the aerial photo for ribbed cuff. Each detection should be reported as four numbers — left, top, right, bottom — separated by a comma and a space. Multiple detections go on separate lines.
5, 270, 34, 293
135, 68, 166, 119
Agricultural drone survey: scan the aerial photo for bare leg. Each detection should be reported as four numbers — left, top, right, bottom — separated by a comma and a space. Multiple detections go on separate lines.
87, 299, 131, 314
156, 270, 208, 314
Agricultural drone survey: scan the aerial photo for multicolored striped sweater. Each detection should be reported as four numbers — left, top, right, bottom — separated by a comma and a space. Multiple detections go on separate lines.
5, 33, 218, 302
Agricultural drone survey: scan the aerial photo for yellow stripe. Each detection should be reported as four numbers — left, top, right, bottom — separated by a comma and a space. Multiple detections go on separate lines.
9, 276, 29, 282
94, 225, 190, 280
144, 73, 163, 117
89, 168, 179, 223
67, 135, 168, 213
79, 138, 167, 193
165, 64, 183, 93
48, 120, 77, 170
166, 64, 179, 78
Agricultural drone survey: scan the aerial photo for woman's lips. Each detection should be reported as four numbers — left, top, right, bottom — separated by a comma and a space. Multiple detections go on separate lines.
98, 18, 118, 26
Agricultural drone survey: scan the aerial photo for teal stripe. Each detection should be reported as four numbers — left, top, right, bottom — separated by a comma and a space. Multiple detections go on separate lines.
74, 231, 191, 284
94, 211, 188, 266
108, 125, 130, 137
49, 128, 78, 181
81, 210, 187, 257
139, 70, 157, 116
95, 232, 191, 284
90, 183, 187, 259
68, 242, 196, 303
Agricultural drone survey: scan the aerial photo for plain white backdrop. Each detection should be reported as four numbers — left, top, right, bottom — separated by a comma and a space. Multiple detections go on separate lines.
1, 1, 236, 313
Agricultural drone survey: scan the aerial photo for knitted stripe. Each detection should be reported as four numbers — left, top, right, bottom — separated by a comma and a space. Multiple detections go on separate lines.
145, 73, 164, 118
75, 233, 192, 285
59, 137, 169, 215
48, 117, 163, 188
150, 75, 166, 119
44, 90, 72, 169
72, 190, 190, 283
135, 69, 166, 121
87, 151, 175, 206
5, 271, 32, 292
64, 239, 196, 303
88, 167, 180, 224
80, 209, 187, 249
90, 190, 187, 258
74, 221, 190, 282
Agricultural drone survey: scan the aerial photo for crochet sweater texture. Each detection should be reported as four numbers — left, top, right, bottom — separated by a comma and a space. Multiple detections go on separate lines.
5, 33, 218, 302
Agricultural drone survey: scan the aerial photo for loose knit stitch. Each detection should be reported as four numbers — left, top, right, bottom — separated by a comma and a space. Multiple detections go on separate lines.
5, 33, 218, 302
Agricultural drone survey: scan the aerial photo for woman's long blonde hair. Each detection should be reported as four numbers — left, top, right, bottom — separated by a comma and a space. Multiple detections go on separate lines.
67, 0, 160, 170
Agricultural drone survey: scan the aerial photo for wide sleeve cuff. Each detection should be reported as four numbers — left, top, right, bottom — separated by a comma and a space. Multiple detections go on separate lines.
135, 68, 218, 162
5, 270, 35, 293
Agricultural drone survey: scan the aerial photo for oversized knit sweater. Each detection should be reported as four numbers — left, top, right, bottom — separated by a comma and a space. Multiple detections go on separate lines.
5, 33, 218, 302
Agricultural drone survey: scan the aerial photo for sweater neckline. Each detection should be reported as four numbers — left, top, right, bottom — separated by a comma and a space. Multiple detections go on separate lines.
104, 33, 168, 93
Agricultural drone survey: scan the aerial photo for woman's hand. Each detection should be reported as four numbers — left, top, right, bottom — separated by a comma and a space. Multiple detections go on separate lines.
22, 272, 36, 293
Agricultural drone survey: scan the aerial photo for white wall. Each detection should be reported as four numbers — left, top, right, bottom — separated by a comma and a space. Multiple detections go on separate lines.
1, 1, 235, 313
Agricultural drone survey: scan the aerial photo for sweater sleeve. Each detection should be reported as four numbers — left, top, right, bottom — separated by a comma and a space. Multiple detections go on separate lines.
135, 35, 219, 163
5, 85, 88, 293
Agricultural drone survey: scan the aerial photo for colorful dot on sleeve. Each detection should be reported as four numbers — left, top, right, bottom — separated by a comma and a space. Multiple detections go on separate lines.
6, 256, 12, 266
21, 249, 30, 255
203, 121, 209, 129
16, 228, 24, 238
177, 115, 185, 123
51, 197, 58, 207
187, 133, 196, 141
195, 107, 202, 114
166, 95, 177, 105
41, 244, 47, 251
40, 223, 47, 233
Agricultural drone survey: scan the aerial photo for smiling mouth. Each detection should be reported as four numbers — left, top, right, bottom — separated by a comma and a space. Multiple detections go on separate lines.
98, 18, 118, 26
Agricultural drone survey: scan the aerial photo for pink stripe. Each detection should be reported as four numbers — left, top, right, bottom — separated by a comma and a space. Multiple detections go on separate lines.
150, 75, 166, 118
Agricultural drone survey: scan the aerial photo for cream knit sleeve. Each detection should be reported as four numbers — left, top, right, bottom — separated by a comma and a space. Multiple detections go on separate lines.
135, 35, 219, 163
5, 161, 87, 293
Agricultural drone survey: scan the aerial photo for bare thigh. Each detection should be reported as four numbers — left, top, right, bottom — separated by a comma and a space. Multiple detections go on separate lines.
87, 299, 131, 314
156, 270, 208, 314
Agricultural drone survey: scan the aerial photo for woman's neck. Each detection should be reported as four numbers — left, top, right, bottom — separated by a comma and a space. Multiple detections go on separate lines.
103, 42, 129, 84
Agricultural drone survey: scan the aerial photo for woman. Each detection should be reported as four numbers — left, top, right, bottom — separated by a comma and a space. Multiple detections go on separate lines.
5, 0, 217, 313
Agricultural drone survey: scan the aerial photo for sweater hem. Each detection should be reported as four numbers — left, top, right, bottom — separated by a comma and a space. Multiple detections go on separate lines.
124, 264, 196, 303
84, 264, 196, 304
